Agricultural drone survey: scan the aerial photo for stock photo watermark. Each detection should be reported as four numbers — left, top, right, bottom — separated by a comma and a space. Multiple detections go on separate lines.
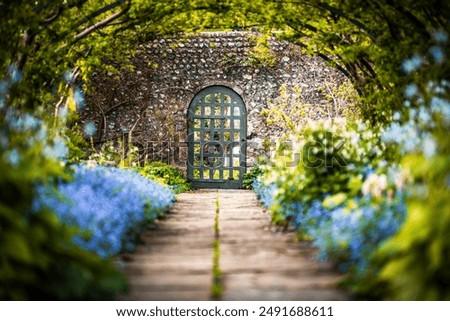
114, 131, 349, 169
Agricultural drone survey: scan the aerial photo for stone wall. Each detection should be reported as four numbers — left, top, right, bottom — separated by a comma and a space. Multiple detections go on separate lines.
82, 31, 346, 168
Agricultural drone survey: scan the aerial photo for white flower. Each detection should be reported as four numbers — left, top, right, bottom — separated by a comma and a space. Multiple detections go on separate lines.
362, 173, 388, 198
86, 159, 97, 168
393, 168, 412, 190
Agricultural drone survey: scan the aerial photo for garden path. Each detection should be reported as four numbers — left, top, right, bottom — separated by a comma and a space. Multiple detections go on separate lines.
118, 189, 350, 300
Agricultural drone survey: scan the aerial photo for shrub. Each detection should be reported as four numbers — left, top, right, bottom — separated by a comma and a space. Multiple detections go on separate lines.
376, 154, 450, 300
254, 117, 407, 277
35, 164, 175, 258
262, 118, 386, 224
243, 163, 264, 189
372, 36, 450, 299
256, 168, 407, 273
139, 161, 191, 194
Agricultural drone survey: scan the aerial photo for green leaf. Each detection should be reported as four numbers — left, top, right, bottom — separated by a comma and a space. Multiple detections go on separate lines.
323, 192, 347, 209
2, 231, 33, 264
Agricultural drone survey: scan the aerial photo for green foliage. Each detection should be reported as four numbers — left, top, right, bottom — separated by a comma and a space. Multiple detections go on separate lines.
139, 162, 191, 194
369, 36, 450, 299
0, 207, 127, 300
261, 84, 310, 136
267, 118, 385, 216
1, 208, 127, 300
262, 82, 358, 138
0, 1, 165, 299
255, 8, 450, 299
265, 0, 449, 123
0, 122, 126, 300
66, 117, 88, 164
89, 139, 126, 166
0, 0, 250, 117
243, 163, 264, 190
214, 192, 220, 236
376, 154, 450, 300
2, 1, 447, 124
246, 33, 277, 67
254, 116, 409, 297
88, 133, 141, 168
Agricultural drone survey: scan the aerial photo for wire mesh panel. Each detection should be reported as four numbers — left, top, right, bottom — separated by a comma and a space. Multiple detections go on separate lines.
187, 86, 247, 189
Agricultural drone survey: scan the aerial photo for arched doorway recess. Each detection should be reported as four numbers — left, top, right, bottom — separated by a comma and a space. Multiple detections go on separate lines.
187, 86, 247, 189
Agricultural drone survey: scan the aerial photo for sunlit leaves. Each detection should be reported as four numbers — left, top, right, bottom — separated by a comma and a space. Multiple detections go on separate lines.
260, 0, 449, 122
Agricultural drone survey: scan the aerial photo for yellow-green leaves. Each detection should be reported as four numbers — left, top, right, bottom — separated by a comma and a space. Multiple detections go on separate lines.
323, 192, 347, 209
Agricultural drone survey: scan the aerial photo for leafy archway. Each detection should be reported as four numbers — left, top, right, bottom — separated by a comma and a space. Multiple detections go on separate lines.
2, 1, 448, 120
1, 0, 449, 300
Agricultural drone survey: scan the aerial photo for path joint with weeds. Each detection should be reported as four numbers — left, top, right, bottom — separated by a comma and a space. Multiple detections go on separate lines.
211, 191, 223, 300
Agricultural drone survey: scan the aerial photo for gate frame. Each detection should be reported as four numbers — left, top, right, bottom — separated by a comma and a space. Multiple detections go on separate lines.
186, 85, 247, 189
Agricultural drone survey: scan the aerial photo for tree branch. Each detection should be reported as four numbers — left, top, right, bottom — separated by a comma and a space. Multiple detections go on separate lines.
16, 30, 36, 72
43, 7, 63, 25
73, 0, 126, 30
385, 0, 429, 37
73, 2, 131, 43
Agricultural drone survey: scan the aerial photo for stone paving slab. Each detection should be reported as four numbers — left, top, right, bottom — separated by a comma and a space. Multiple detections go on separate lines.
222, 289, 349, 301
218, 190, 350, 301
117, 192, 215, 301
118, 189, 350, 301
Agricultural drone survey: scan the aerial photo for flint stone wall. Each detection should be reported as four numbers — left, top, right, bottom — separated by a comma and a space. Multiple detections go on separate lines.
82, 31, 345, 168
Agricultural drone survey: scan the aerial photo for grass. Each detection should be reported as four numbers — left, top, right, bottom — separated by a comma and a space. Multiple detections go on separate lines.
211, 191, 223, 300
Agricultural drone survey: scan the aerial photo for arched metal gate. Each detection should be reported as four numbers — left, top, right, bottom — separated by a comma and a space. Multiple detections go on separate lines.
187, 86, 247, 189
